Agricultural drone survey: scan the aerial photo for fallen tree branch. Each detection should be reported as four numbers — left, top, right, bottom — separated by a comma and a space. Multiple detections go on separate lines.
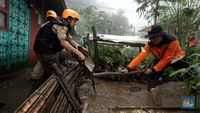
93, 70, 145, 77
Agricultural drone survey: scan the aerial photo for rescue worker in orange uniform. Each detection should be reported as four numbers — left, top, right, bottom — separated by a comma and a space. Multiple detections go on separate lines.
32, 9, 85, 90
127, 25, 189, 82
188, 32, 197, 47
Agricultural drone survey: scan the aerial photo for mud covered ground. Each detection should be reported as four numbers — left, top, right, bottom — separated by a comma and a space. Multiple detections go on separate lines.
86, 78, 198, 113
0, 69, 199, 113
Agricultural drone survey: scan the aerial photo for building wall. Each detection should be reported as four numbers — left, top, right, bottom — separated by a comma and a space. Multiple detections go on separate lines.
29, 8, 40, 65
0, 0, 31, 74
0, 0, 66, 75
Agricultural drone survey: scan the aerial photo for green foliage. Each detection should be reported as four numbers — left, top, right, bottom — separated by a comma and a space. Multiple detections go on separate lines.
169, 68, 187, 77
169, 64, 200, 92
187, 44, 200, 63
183, 62, 200, 92
98, 45, 123, 70
76, 6, 134, 35
76, 6, 109, 34
98, 45, 138, 71
109, 10, 133, 35
136, 0, 200, 46
185, 76, 200, 92
97, 45, 155, 72
135, 0, 164, 24
159, 0, 200, 45
169, 50, 200, 92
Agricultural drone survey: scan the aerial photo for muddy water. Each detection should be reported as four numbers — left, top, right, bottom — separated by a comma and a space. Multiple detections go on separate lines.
86, 78, 192, 113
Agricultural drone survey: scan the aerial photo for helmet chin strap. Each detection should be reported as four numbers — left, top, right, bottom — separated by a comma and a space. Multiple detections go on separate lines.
66, 18, 72, 23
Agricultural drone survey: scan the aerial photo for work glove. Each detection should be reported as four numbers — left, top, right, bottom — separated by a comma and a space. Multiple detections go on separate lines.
118, 67, 132, 73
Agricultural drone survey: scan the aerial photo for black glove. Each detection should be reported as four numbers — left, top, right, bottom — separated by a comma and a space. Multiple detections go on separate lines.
148, 68, 160, 80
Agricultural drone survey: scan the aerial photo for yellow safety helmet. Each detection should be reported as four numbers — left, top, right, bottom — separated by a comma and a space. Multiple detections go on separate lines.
62, 9, 80, 20
46, 10, 57, 18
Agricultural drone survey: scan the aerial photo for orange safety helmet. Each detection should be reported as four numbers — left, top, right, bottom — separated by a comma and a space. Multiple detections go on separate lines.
46, 10, 57, 18
62, 9, 80, 20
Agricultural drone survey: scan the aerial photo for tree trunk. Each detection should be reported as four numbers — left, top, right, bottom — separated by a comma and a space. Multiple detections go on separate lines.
154, 1, 159, 24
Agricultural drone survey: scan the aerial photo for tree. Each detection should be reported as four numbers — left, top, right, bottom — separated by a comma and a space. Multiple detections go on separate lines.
135, 0, 200, 46
159, 0, 200, 45
76, 6, 110, 35
135, 0, 164, 24
110, 9, 133, 35
76, 6, 134, 36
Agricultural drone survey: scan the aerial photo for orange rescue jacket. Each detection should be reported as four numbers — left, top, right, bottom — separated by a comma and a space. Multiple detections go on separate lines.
128, 34, 184, 72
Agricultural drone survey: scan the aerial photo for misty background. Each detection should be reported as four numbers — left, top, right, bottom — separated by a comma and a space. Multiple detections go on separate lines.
65, 0, 148, 36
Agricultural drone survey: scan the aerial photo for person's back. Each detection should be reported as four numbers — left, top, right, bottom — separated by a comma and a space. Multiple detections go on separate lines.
147, 34, 184, 65
33, 17, 67, 54
126, 25, 189, 82
31, 9, 85, 92
31, 10, 58, 80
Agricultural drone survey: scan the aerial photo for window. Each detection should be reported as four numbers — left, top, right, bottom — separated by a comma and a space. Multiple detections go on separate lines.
0, 0, 9, 30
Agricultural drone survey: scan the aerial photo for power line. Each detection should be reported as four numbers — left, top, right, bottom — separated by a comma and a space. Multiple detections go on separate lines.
66, 0, 137, 12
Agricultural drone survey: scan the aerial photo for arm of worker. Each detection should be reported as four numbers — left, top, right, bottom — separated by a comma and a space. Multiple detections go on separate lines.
52, 25, 85, 60
68, 35, 88, 52
127, 44, 150, 70
153, 40, 182, 72
67, 35, 79, 48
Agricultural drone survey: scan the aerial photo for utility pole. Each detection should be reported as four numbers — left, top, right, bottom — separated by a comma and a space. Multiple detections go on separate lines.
154, 1, 159, 24
92, 26, 99, 71
133, 27, 135, 35
107, 20, 111, 34
120, 26, 123, 36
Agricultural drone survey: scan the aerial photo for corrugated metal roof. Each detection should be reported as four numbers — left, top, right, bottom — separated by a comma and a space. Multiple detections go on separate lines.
98, 34, 148, 45
89, 34, 148, 47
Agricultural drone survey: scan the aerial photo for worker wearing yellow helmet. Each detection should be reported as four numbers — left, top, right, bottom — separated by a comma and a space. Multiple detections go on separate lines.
31, 10, 58, 80
32, 9, 85, 91
46, 10, 57, 18
39, 10, 58, 28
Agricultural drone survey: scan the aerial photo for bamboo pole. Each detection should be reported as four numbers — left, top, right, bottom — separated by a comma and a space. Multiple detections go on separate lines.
93, 70, 145, 77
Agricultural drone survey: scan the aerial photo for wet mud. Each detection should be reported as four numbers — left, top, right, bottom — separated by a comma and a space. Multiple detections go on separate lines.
86, 78, 196, 113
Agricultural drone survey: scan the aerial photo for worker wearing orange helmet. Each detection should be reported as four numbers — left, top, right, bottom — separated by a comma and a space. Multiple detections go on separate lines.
32, 9, 85, 90
62, 9, 80, 25
125, 25, 189, 88
60, 9, 82, 49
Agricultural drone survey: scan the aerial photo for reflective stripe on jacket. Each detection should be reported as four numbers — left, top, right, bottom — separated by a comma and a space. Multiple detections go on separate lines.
128, 34, 184, 72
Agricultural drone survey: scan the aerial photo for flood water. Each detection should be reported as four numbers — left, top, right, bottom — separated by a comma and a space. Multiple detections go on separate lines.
86, 78, 197, 113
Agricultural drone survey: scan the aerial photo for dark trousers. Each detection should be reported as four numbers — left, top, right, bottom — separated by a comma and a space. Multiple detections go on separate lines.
148, 58, 189, 90
149, 58, 189, 79
31, 53, 59, 92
